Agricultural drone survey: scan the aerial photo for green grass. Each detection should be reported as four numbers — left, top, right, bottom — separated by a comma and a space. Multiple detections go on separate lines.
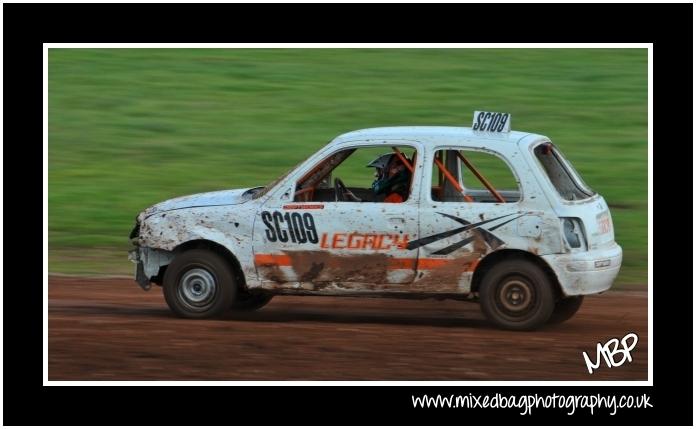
48, 48, 648, 286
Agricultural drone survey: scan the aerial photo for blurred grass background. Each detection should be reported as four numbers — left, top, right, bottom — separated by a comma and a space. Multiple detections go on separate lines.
48, 48, 647, 286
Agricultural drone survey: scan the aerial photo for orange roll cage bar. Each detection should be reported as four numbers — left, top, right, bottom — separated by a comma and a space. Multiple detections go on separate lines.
391, 147, 414, 173
454, 151, 506, 203
433, 157, 474, 202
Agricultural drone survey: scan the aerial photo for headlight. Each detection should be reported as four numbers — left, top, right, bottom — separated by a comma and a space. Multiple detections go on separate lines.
129, 220, 140, 239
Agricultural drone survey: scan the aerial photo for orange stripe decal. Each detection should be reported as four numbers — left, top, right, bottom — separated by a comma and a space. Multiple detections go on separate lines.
254, 254, 292, 266
255, 254, 479, 272
388, 258, 417, 270
416, 258, 451, 270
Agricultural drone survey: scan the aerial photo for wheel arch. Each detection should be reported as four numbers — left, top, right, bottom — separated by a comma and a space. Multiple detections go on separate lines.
471, 249, 563, 299
164, 239, 246, 288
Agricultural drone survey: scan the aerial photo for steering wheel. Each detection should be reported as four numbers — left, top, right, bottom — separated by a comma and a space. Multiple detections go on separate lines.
334, 178, 348, 201
334, 178, 361, 202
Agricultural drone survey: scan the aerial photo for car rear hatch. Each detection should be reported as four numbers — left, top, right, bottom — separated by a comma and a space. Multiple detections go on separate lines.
533, 142, 616, 250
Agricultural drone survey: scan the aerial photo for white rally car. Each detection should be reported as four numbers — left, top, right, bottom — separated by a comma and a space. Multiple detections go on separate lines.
129, 112, 622, 330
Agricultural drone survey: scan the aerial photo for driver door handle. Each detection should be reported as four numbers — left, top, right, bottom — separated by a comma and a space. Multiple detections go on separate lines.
389, 217, 405, 223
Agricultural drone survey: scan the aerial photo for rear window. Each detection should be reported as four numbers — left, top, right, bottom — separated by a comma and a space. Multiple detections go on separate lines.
534, 142, 595, 201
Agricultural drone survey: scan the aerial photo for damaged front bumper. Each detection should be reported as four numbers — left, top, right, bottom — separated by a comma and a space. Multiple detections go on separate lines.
128, 247, 174, 291
128, 249, 151, 290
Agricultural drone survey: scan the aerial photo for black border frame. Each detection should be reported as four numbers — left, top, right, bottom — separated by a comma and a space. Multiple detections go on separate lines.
4, 2, 692, 425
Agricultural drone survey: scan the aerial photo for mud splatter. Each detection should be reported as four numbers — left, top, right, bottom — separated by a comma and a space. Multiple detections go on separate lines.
286, 251, 391, 284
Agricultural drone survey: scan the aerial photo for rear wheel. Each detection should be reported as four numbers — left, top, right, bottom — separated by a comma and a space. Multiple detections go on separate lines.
163, 249, 236, 318
547, 296, 584, 325
479, 259, 555, 331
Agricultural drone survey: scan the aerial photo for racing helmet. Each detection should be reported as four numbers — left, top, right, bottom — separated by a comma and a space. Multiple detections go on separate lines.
368, 152, 411, 196
366, 153, 395, 171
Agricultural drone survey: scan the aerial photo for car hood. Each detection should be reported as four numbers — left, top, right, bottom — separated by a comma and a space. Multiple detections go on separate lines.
143, 188, 258, 218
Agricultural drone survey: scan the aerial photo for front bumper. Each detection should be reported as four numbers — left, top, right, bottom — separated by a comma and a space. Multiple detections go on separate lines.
128, 248, 152, 290
541, 243, 623, 297
129, 247, 174, 291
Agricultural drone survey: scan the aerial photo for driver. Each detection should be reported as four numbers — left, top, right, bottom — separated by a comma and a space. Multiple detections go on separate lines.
367, 153, 412, 203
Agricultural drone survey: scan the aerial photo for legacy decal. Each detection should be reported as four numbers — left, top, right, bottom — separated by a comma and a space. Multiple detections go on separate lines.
319, 232, 409, 250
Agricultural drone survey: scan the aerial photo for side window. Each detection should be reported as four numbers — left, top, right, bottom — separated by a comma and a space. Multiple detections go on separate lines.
294, 146, 417, 203
430, 149, 519, 203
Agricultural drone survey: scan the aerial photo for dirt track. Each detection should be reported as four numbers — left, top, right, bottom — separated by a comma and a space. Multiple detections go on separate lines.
48, 276, 648, 381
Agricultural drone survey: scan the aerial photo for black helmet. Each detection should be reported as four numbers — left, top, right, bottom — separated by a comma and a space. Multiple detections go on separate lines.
366, 153, 395, 170
368, 153, 411, 196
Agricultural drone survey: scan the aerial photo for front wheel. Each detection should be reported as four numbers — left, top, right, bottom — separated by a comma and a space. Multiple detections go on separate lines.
479, 259, 555, 331
163, 249, 236, 318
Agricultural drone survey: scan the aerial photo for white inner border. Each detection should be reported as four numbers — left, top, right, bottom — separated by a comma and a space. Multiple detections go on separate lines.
43, 43, 652, 387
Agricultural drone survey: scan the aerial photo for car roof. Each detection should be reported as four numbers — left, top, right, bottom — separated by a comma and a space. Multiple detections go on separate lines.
331, 126, 548, 151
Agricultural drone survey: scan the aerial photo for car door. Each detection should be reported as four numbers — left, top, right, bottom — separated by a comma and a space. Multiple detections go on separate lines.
252, 141, 422, 287
412, 146, 525, 293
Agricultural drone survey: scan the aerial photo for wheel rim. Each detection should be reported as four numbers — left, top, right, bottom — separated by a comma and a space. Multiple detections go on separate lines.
496, 277, 536, 318
178, 267, 217, 311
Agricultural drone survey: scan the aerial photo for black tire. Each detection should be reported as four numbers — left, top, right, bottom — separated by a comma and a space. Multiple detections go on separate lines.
479, 258, 555, 331
547, 296, 584, 325
163, 249, 236, 318
231, 292, 273, 311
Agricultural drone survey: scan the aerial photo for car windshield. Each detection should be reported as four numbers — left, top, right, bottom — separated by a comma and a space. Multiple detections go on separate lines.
252, 161, 302, 199
534, 142, 596, 201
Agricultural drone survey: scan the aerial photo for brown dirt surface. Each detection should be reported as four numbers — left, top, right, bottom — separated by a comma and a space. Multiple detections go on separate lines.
48, 276, 648, 381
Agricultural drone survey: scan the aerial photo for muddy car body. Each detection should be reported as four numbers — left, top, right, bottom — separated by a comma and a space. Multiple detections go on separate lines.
130, 115, 622, 330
